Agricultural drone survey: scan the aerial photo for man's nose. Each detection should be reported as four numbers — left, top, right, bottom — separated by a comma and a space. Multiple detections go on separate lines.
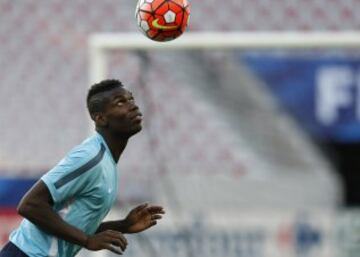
130, 104, 139, 111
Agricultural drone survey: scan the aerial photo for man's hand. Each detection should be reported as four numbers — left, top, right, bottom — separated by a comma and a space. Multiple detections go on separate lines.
86, 230, 127, 255
123, 203, 165, 234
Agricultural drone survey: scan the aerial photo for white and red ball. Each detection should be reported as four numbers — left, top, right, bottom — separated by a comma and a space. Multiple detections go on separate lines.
135, 0, 190, 42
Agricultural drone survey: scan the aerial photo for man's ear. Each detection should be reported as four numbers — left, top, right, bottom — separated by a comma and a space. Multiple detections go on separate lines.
93, 113, 108, 127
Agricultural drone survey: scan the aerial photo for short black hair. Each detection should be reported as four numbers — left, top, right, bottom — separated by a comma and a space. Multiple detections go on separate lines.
87, 79, 124, 116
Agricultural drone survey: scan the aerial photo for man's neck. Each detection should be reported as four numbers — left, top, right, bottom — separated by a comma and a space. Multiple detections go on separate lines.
96, 129, 128, 163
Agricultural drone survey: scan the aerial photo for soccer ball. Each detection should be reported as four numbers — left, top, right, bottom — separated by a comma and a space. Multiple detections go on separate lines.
135, 0, 190, 42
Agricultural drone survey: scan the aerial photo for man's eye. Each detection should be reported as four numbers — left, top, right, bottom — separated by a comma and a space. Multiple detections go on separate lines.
117, 102, 124, 106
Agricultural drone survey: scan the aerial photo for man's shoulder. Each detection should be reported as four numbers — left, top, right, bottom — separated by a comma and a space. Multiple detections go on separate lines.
74, 135, 102, 154
62, 135, 104, 165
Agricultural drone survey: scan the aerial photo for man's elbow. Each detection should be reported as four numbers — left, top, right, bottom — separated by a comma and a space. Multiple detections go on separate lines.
17, 199, 40, 219
16, 180, 53, 219
17, 201, 30, 217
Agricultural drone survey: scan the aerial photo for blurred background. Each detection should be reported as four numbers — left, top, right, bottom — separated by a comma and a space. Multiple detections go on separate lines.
1, 0, 360, 257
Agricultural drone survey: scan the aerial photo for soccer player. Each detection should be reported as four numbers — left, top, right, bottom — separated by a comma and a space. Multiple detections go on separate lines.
0, 79, 165, 257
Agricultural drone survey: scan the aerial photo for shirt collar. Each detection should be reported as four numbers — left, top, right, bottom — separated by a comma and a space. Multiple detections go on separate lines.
95, 132, 117, 165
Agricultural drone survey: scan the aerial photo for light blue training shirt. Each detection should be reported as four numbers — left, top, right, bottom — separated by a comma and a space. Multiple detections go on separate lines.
10, 132, 119, 257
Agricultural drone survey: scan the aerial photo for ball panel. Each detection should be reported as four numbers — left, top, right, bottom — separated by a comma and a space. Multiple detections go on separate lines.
136, 12, 141, 25
164, 10, 176, 23
161, 30, 181, 38
150, 0, 166, 11
181, 15, 189, 32
182, 6, 190, 26
168, 2, 183, 14
175, 12, 184, 26
153, 34, 175, 42
147, 29, 159, 38
170, 0, 188, 8
139, 11, 154, 22
154, 3, 169, 16
139, 2, 152, 12
140, 20, 150, 32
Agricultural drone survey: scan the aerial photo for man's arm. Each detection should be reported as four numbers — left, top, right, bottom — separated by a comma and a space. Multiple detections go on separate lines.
96, 220, 129, 234
17, 180, 127, 255
96, 203, 165, 234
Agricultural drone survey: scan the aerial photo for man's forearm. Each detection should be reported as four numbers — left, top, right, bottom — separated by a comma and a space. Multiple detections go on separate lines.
18, 202, 88, 247
96, 220, 129, 234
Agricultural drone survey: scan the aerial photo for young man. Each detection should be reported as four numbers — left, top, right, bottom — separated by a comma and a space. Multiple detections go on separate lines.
0, 79, 165, 257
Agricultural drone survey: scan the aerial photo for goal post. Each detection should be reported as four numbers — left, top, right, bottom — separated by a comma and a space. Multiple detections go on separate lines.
89, 31, 360, 83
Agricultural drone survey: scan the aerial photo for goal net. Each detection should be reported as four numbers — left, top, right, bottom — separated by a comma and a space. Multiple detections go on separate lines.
84, 32, 360, 257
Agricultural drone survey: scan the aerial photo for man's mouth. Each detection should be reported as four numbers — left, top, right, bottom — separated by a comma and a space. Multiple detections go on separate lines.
131, 112, 143, 123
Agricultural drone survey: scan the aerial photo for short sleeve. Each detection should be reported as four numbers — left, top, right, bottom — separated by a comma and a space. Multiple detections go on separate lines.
41, 144, 106, 204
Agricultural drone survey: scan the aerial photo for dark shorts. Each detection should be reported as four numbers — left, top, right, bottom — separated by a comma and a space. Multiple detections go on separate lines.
0, 242, 28, 257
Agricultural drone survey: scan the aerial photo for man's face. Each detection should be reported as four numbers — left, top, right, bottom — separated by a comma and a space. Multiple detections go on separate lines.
100, 87, 142, 137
